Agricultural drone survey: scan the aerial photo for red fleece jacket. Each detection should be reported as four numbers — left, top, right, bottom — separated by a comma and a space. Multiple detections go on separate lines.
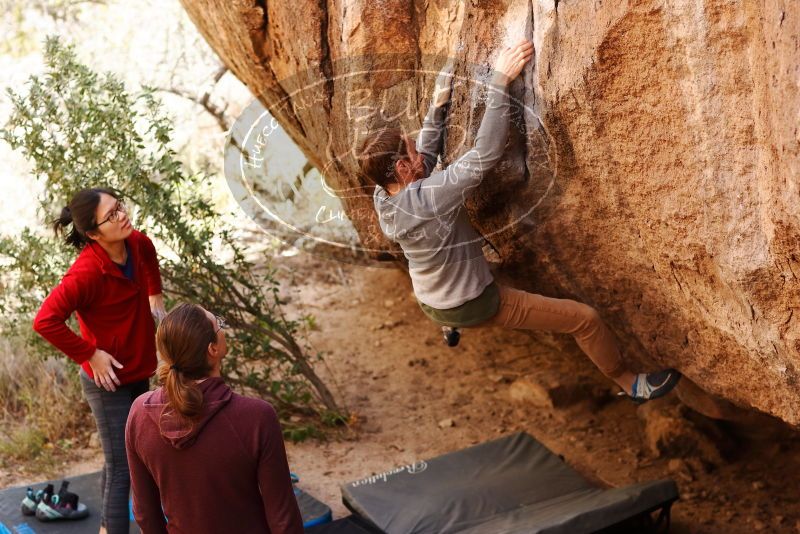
125, 378, 304, 534
33, 229, 162, 385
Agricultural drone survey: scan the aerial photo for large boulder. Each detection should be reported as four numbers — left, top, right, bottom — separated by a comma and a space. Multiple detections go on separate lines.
178, 0, 800, 426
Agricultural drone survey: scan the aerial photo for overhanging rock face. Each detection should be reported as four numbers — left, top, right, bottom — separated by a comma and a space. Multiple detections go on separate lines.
179, 0, 799, 425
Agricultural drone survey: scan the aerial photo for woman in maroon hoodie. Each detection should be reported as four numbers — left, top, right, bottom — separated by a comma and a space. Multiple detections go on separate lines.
125, 303, 304, 534
34, 187, 165, 533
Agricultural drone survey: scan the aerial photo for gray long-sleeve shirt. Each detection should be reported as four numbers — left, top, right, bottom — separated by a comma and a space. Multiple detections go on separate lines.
373, 75, 510, 309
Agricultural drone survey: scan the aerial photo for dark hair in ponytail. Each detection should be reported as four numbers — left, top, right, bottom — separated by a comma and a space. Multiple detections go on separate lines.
155, 303, 216, 430
52, 187, 119, 249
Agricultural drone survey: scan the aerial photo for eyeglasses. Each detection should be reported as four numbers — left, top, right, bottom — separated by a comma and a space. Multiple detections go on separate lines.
96, 200, 127, 227
214, 315, 228, 334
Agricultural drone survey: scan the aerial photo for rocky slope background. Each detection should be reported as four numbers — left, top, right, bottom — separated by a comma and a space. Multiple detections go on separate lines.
178, 0, 799, 426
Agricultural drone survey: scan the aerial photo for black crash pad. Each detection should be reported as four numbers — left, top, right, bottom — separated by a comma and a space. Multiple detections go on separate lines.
341, 432, 678, 534
295, 480, 333, 528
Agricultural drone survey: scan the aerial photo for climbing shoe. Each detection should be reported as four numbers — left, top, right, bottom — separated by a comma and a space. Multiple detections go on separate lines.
21, 484, 53, 516
35, 480, 89, 521
625, 369, 682, 404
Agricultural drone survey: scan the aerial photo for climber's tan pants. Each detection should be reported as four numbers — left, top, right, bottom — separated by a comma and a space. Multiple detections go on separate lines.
474, 284, 627, 379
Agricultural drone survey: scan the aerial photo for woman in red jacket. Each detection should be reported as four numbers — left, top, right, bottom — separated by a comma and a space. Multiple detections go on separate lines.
34, 187, 165, 534
125, 303, 304, 534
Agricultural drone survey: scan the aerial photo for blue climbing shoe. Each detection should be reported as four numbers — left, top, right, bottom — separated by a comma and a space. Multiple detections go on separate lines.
35, 480, 89, 521
21, 484, 52, 516
628, 369, 682, 404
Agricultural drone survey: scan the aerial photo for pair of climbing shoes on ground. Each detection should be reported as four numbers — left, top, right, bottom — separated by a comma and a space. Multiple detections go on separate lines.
21, 480, 89, 521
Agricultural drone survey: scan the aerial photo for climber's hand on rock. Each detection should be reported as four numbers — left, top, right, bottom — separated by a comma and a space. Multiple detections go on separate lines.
433, 57, 456, 107
492, 38, 534, 85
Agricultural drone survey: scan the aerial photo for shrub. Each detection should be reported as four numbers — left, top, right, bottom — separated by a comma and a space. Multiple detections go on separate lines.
1, 37, 345, 438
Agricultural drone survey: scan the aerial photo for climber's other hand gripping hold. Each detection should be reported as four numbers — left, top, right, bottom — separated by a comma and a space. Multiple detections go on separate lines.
432, 39, 533, 109
493, 38, 534, 85
432, 58, 456, 108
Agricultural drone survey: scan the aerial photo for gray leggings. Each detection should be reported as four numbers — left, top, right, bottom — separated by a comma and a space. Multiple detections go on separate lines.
80, 369, 149, 534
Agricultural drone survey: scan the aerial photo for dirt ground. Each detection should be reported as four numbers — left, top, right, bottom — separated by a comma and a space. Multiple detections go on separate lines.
3, 251, 800, 533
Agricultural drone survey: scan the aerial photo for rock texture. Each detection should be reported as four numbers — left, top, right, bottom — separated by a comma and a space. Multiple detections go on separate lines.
178, 0, 799, 425
637, 397, 733, 467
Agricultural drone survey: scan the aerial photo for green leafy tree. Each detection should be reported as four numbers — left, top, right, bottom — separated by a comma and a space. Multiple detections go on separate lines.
1, 37, 345, 439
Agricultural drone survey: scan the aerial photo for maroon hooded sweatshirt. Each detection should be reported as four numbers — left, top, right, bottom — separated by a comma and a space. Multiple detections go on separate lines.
125, 377, 304, 534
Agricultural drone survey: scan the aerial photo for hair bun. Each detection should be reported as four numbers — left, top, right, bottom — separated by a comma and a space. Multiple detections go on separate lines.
60, 206, 73, 223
